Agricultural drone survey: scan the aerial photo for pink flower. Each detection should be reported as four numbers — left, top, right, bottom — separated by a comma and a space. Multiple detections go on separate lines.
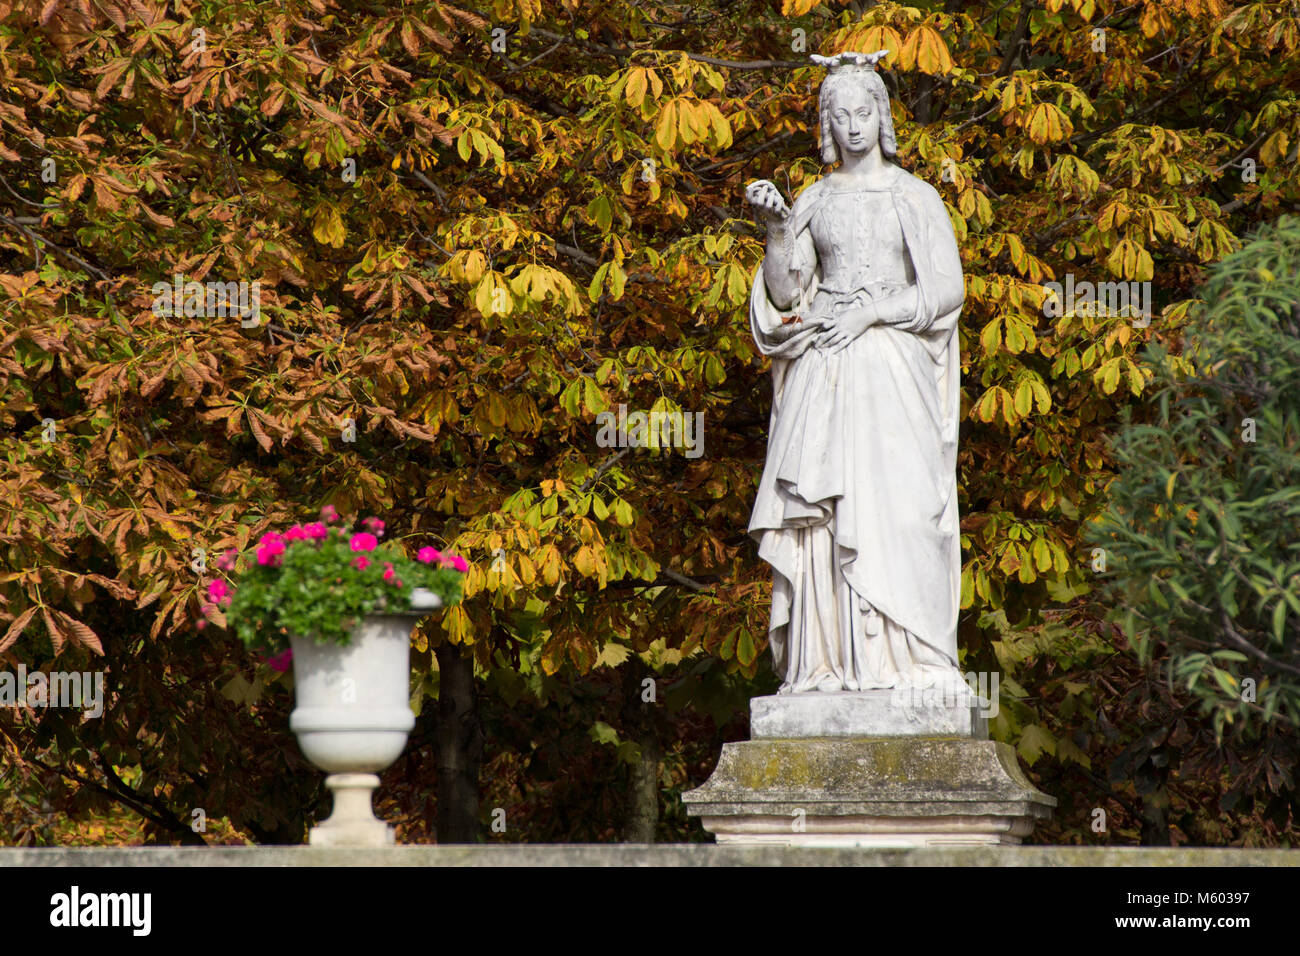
256, 539, 286, 566
196, 619, 207, 631
393, 579, 403, 589
304, 522, 328, 541
417, 546, 442, 564
443, 553, 468, 573
350, 533, 378, 552
257, 530, 283, 548
214, 550, 237, 571
382, 563, 396, 582
285, 524, 308, 542
207, 579, 230, 604
321, 505, 339, 523
265, 648, 293, 672
353, 556, 370, 571
363, 517, 386, 536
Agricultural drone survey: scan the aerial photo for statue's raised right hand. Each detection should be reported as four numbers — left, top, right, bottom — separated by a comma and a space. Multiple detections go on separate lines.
745, 180, 791, 225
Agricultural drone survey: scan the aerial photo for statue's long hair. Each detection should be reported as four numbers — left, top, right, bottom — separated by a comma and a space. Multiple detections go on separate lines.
818, 68, 897, 165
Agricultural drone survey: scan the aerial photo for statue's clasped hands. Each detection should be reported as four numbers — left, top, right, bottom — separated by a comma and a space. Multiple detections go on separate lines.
814, 293, 878, 354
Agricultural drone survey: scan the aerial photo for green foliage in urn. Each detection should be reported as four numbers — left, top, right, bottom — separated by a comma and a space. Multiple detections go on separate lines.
208, 510, 467, 654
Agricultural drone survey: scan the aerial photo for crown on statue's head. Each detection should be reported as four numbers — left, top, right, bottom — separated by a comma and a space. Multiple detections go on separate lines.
810, 50, 890, 72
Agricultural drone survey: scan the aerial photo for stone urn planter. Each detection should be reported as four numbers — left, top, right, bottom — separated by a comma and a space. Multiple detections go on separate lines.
289, 587, 443, 847
205, 507, 468, 849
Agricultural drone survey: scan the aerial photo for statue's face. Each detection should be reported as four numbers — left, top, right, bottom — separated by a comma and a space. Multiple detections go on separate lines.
827, 84, 880, 159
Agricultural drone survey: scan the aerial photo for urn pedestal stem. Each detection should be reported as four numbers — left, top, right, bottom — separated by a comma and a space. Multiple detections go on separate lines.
309, 774, 391, 847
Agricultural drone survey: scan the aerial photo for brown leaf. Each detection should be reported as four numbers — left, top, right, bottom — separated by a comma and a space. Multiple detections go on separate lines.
178, 363, 203, 394
261, 86, 286, 117
140, 367, 167, 399
113, 513, 131, 554
0, 607, 36, 654
400, 20, 419, 58
57, 611, 103, 655
103, 3, 127, 30
84, 573, 137, 601
414, 21, 456, 52
137, 201, 174, 228
150, 594, 180, 641
135, 586, 166, 610
169, 594, 190, 633
41, 606, 64, 656
89, 368, 118, 403
246, 409, 273, 451
93, 60, 128, 100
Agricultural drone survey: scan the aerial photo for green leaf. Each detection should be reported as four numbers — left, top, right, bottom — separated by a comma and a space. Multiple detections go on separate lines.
736, 627, 756, 666
589, 720, 620, 746
1017, 724, 1056, 764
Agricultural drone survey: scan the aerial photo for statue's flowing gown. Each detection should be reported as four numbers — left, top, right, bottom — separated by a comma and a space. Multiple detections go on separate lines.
748, 165, 966, 694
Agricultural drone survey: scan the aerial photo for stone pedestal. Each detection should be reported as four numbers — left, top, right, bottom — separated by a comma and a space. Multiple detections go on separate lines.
683, 692, 1054, 847
308, 774, 395, 847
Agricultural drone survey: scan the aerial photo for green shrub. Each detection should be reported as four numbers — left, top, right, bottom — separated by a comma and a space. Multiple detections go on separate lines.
1091, 215, 1300, 739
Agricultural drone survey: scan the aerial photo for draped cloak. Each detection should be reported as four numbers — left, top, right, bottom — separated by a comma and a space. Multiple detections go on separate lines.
747, 165, 965, 691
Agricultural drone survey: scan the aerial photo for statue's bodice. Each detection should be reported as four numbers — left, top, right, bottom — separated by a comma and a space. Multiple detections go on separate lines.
808, 185, 913, 300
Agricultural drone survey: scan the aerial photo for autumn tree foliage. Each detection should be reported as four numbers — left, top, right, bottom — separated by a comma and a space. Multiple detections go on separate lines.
2, 0, 1298, 844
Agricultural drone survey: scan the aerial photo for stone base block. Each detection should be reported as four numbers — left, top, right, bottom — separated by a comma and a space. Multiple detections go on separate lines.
750, 689, 988, 739
683, 737, 1054, 848
308, 820, 395, 848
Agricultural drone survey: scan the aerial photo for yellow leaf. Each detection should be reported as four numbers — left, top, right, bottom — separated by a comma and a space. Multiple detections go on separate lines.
676, 99, 702, 145
1026, 102, 1071, 144
1013, 379, 1033, 416
596, 643, 631, 668
443, 604, 471, 645
312, 204, 346, 248
608, 260, 626, 300
473, 272, 512, 316
708, 103, 733, 150
910, 26, 954, 74
855, 26, 903, 66
625, 67, 648, 108
539, 545, 561, 585
655, 101, 678, 152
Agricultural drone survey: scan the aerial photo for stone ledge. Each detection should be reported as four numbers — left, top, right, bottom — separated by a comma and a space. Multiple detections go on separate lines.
2, 846, 1299, 867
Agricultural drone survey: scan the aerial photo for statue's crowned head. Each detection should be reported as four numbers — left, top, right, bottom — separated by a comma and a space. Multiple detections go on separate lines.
814, 50, 897, 165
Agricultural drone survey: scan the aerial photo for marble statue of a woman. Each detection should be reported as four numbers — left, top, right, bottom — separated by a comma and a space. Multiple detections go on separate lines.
745, 51, 966, 696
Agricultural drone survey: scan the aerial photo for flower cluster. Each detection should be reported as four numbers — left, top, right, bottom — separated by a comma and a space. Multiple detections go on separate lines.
417, 545, 468, 572
202, 506, 468, 656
